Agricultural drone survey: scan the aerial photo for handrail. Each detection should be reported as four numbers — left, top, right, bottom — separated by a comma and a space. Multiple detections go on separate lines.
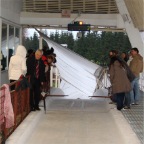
0, 68, 61, 143
0, 76, 30, 144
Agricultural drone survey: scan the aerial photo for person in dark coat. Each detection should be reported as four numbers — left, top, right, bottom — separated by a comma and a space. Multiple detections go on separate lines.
109, 56, 132, 110
108, 50, 135, 109
26, 49, 34, 58
26, 49, 45, 111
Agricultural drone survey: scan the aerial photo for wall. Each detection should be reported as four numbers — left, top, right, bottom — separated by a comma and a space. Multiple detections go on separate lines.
0, 0, 22, 24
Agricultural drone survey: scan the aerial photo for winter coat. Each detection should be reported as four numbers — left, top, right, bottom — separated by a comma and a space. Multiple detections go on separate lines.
109, 60, 131, 94
129, 54, 143, 77
26, 54, 46, 83
9, 45, 27, 80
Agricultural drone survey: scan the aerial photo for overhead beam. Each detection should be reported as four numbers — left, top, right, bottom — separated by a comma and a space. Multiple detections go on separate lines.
23, 24, 125, 32
20, 12, 125, 29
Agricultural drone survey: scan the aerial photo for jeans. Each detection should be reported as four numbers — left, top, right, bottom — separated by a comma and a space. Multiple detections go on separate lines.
116, 92, 125, 110
124, 92, 131, 107
130, 77, 140, 104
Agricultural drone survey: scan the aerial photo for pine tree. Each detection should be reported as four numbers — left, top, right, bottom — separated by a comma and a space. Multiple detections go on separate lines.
32, 32, 39, 50
22, 29, 132, 66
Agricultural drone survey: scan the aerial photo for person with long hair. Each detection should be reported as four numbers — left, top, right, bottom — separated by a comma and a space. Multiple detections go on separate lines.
109, 56, 131, 110
121, 52, 129, 62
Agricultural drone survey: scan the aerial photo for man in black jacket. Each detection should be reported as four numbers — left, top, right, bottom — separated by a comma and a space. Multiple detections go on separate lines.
26, 49, 45, 111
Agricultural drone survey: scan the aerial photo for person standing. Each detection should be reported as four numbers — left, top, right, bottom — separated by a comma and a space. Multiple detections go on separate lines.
109, 56, 131, 110
129, 48, 143, 105
9, 45, 27, 90
121, 52, 129, 62
108, 49, 135, 109
26, 49, 45, 111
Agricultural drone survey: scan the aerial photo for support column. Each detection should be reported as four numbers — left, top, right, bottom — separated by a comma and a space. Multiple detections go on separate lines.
116, 0, 144, 57
20, 27, 22, 45
39, 29, 43, 49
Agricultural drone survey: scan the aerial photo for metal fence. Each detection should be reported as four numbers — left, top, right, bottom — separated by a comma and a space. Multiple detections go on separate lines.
0, 78, 30, 144
0, 67, 61, 144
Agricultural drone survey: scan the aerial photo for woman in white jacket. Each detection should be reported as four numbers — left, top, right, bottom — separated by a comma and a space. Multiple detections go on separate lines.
9, 45, 27, 90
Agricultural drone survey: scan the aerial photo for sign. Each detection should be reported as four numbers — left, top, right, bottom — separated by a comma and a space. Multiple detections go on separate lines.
61, 9, 71, 18
68, 24, 91, 31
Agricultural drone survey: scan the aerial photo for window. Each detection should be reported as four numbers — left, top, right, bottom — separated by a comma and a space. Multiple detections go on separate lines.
15, 27, 20, 48
8, 25, 14, 64
1, 23, 7, 70
1, 22, 20, 71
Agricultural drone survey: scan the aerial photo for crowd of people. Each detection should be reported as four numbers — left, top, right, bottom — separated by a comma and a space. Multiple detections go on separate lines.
109, 48, 143, 110
8, 45, 56, 111
8, 44, 143, 112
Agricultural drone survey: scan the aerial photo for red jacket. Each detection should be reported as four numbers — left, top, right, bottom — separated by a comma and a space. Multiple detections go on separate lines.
41, 55, 48, 65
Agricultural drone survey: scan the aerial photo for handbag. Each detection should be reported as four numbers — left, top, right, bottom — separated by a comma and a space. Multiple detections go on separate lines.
16, 75, 31, 91
117, 56, 135, 82
123, 63, 135, 82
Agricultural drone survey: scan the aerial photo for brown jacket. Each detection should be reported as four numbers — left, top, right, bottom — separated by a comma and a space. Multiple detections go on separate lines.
109, 60, 131, 94
129, 54, 143, 77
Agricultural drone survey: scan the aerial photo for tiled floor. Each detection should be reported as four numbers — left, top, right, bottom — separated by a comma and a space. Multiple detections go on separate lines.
121, 91, 144, 144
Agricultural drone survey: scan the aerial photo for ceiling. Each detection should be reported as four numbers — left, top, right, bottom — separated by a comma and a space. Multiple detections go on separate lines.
22, 0, 119, 14
22, 0, 144, 31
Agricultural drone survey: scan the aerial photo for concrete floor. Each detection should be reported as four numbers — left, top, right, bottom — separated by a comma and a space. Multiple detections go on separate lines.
7, 97, 140, 144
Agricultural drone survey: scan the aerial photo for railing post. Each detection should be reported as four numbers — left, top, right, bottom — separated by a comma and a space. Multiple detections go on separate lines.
55, 68, 58, 87
14, 91, 18, 128
26, 85, 30, 113
58, 75, 60, 88
50, 66, 53, 87
21, 90, 25, 120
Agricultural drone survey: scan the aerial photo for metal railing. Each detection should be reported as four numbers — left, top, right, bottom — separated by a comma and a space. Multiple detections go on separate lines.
0, 66, 61, 144
0, 77, 30, 144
